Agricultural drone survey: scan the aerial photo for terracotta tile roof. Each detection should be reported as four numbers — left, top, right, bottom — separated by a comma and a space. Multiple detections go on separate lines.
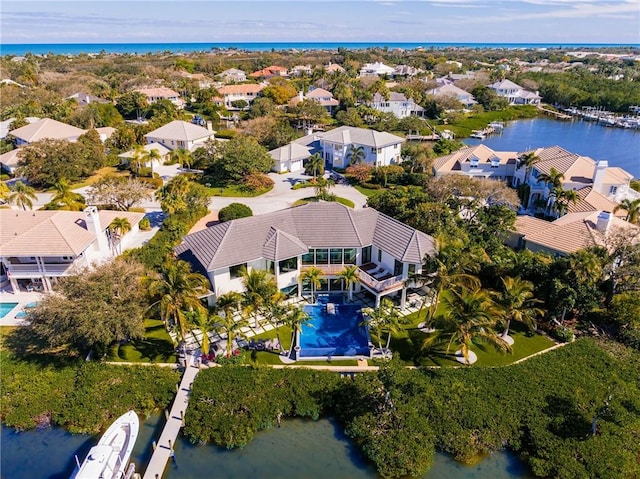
567, 186, 623, 216
525, 146, 596, 184
135, 87, 180, 98
217, 84, 265, 95
269, 143, 312, 163
317, 126, 404, 148
603, 167, 634, 184
432, 145, 517, 173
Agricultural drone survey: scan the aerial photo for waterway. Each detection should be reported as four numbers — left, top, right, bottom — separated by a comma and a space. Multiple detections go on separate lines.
463, 117, 640, 178
1, 417, 534, 479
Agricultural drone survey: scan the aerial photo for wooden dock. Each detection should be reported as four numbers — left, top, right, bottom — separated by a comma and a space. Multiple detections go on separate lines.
537, 105, 572, 120
143, 356, 200, 479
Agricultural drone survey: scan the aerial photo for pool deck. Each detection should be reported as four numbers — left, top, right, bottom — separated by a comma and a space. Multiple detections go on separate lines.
0, 290, 44, 326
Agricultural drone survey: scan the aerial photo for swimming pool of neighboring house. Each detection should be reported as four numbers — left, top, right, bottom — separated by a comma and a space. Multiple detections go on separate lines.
299, 295, 370, 358
0, 303, 19, 319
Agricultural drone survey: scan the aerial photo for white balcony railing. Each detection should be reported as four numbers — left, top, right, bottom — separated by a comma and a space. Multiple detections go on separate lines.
358, 268, 404, 293
7, 263, 75, 276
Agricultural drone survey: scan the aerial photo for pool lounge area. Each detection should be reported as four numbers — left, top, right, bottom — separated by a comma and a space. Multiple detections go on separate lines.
0, 302, 19, 319
298, 295, 371, 359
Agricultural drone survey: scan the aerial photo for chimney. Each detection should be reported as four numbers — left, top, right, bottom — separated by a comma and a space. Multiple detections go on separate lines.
592, 160, 608, 194
84, 206, 109, 252
595, 211, 612, 234
206, 121, 213, 131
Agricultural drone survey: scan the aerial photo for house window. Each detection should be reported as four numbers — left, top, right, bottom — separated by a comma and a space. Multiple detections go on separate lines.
362, 246, 372, 264
330, 248, 343, 264
329, 278, 343, 291
609, 186, 618, 195
408, 264, 416, 276
371, 147, 376, 153
344, 248, 356, 264
302, 250, 315, 265
393, 260, 403, 277
377, 249, 382, 262
229, 263, 246, 279
266, 260, 275, 275
315, 248, 329, 265
279, 257, 298, 273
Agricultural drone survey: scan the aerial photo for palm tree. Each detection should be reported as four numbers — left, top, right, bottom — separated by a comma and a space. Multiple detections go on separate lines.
568, 249, 604, 287
215, 291, 243, 320
614, 198, 640, 225
8, 181, 37, 210
171, 148, 192, 170
131, 145, 146, 176
188, 309, 219, 356
212, 311, 249, 357
301, 266, 323, 303
496, 276, 544, 343
313, 177, 335, 200
517, 151, 540, 183
281, 305, 310, 359
108, 217, 132, 254
143, 148, 162, 174
338, 265, 359, 301
305, 153, 324, 180
537, 167, 564, 190
0, 182, 10, 203
48, 179, 86, 211
361, 298, 402, 358
347, 145, 366, 165
240, 267, 278, 327
144, 260, 209, 342
550, 187, 579, 217
423, 285, 510, 365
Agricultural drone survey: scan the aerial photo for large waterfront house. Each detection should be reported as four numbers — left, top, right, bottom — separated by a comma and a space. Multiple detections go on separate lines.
144, 120, 216, 152
487, 79, 541, 105
432, 144, 519, 182
213, 84, 265, 109
294, 126, 404, 169
508, 210, 639, 257
249, 65, 288, 79
426, 84, 477, 109
289, 88, 340, 113
367, 92, 425, 119
0, 207, 144, 292
175, 202, 436, 308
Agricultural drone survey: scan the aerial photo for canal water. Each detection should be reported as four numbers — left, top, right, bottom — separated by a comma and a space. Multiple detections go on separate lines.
1, 417, 533, 479
463, 117, 640, 178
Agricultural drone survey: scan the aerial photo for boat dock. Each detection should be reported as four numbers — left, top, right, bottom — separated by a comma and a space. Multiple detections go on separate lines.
536, 105, 572, 120
143, 356, 200, 479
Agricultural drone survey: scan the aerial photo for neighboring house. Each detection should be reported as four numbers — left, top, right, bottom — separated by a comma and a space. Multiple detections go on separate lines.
508, 210, 639, 256
289, 87, 340, 113
175, 202, 436, 308
512, 146, 638, 211
0, 207, 144, 292
118, 142, 172, 171
217, 68, 247, 83
269, 143, 312, 173
359, 62, 395, 77
367, 92, 424, 119
213, 83, 265, 109
135, 87, 185, 109
293, 125, 404, 169
566, 186, 627, 218
290, 65, 313, 76
435, 72, 478, 85
432, 144, 518, 181
178, 71, 214, 89
67, 92, 110, 107
0, 149, 22, 174
249, 65, 289, 79
8, 118, 86, 146
426, 83, 477, 109
96, 126, 116, 143
393, 65, 422, 77
324, 63, 345, 74
487, 79, 541, 105
144, 120, 216, 151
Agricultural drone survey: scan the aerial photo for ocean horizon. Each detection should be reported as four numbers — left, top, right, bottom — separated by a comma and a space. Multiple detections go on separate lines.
2, 42, 639, 56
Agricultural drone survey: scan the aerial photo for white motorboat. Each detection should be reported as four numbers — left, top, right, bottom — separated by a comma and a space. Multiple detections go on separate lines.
71, 410, 139, 479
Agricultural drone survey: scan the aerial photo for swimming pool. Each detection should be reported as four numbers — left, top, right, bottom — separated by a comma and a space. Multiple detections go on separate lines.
0, 303, 18, 319
300, 295, 370, 358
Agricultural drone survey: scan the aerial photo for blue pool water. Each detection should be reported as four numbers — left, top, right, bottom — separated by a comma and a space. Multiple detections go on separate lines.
300, 296, 370, 358
0, 303, 18, 319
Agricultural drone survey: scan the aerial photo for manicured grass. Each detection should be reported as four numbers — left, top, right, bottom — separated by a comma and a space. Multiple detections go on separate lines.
205, 184, 272, 197
354, 185, 385, 198
293, 196, 355, 208
67, 166, 130, 190
108, 319, 177, 363
443, 105, 538, 139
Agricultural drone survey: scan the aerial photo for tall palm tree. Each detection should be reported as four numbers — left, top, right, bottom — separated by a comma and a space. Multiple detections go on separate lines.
338, 265, 359, 301
281, 305, 310, 358
144, 260, 209, 342
496, 276, 544, 342
347, 145, 366, 166
305, 153, 324, 180
361, 298, 402, 358
240, 267, 278, 327
131, 145, 146, 176
423, 285, 510, 365
516, 151, 540, 184
313, 177, 335, 200
8, 181, 37, 211
143, 148, 162, 174
614, 198, 640, 225
45, 178, 86, 211
188, 309, 219, 356
550, 187, 578, 217
301, 266, 323, 303
212, 311, 249, 357
537, 167, 564, 190
0, 182, 10, 203
108, 217, 132, 254
171, 148, 192, 170
215, 291, 243, 320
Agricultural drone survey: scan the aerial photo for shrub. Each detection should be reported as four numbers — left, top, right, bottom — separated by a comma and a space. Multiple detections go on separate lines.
552, 325, 575, 342
215, 129, 238, 140
128, 206, 146, 213
242, 172, 274, 192
218, 203, 253, 222
138, 217, 151, 230
138, 176, 164, 188
345, 164, 373, 184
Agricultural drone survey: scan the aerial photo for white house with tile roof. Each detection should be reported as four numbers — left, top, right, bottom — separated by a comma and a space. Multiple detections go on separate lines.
144, 120, 216, 152
367, 92, 425, 119
0, 207, 144, 292
432, 144, 519, 181
269, 143, 312, 173
359, 62, 395, 77
135, 87, 185, 109
488, 79, 541, 105
213, 83, 265, 109
9, 118, 86, 146
296, 126, 404, 169
427, 83, 477, 109
217, 68, 247, 83
175, 202, 435, 308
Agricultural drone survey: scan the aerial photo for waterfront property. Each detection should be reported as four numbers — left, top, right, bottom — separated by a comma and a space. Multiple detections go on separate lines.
0, 207, 144, 292
432, 144, 519, 182
175, 202, 435, 308
367, 92, 425, 119
488, 79, 541, 105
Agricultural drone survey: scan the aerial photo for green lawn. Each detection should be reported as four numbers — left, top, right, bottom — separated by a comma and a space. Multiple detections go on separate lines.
354, 185, 385, 198
67, 166, 130, 190
205, 184, 272, 197
443, 105, 538, 139
108, 319, 177, 363
293, 196, 355, 208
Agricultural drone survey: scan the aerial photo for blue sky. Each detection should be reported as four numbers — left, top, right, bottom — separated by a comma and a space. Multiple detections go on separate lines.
2, 0, 639, 44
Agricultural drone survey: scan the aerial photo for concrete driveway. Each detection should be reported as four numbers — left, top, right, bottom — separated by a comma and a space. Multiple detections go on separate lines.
209, 171, 368, 215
